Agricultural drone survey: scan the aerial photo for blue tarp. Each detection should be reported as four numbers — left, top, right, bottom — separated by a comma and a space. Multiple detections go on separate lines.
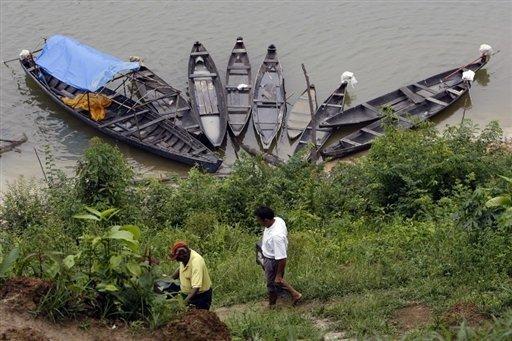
35, 35, 140, 92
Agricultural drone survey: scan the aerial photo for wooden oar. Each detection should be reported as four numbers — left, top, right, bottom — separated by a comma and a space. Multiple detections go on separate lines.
2, 48, 42, 65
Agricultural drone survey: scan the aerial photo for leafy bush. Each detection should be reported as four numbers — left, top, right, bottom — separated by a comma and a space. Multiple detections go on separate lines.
75, 137, 133, 208
1, 178, 46, 230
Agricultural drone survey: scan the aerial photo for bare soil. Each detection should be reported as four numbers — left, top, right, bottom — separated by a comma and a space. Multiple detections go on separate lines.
443, 302, 485, 326
0, 277, 230, 341
392, 303, 432, 331
157, 309, 231, 341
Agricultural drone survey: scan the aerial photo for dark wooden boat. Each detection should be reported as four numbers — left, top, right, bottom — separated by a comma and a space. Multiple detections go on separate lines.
130, 63, 202, 137
321, 57, 489, 159
188, 42, 227, 147
20, 46, 222, 173
286, 85, 317, 140
226, 37, 252, 136
252, 45, 286, 150
294, 81, 348, 153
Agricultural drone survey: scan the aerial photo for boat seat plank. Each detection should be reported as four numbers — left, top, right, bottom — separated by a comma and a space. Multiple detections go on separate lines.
228, 69, 249, 75
322, 103, 343, 108
99, 109, 150, 127
226, 85, 252, 91
343, 138, 362, 146
361, 127, 384, 136
446, 88, 464, 96
362, 103, 381, 114
415, 83, 437, 94
400, 87, 425, 104
190, 51, 209, 56
264, 59, 277, 63
424, 96, 448, 106
228, 65, 251, 70
123, 113, 175, 135
190, 73, 217, 79
232, 49, 247, 54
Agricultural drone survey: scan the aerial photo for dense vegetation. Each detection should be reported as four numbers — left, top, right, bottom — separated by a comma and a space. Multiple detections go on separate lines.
1, 121, 511, 339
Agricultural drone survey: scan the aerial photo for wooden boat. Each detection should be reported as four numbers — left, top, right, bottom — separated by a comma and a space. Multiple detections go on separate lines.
252, 45, 286, 150
130, 63, 202, 137
226, 37, 252, 136
321, 57, 489, 159
19, 36, 222, 172
188, 42, 227, 147
286, 85, 317, 139
294, 81, 348, 153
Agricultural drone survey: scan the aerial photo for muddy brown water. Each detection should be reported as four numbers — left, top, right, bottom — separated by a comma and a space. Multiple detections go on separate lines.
1, 1, 511, 190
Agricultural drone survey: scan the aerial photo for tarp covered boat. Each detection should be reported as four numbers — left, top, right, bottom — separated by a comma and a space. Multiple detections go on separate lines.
19, 35, 222, 172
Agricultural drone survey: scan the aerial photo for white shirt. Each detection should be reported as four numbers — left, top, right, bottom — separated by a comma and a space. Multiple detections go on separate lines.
261, 217, 288, 260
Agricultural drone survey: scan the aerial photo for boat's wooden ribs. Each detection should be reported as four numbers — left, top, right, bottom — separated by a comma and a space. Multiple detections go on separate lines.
99, 109, 150, 127
399, 87, 424, 104
362, 103, 381, 114
361, 127, 384, 136
424, 96, 448, 106
123, 113, 175, 136
190, 73, 217, 78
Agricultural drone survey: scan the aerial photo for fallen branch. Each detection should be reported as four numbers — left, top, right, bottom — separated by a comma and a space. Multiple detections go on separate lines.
0, 133, 27, 155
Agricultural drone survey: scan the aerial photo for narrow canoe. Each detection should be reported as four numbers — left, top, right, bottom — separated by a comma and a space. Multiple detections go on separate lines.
188, 42, 228, 147
252, 45, 286, 150
286, 85, 317, 140
294, 81, 348, 153
20, 45, 222, 172
226, 37, 252, 136
321, 57, 489, 159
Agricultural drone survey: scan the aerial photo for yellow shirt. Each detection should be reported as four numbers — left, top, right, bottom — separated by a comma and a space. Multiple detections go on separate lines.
179, 249, 212, 294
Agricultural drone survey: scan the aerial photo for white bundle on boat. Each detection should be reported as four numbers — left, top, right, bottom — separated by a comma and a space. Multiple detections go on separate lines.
479, 44, 493, 56
462, 70, 475, 82
19, 49, 30, 59
341, 71, 357, 88
237, 83, 249, 90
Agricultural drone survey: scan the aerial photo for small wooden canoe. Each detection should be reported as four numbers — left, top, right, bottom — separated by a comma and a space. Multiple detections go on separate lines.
131, 64, 202, 137
226, 37, 252, 136
252, 45, 286, 150
294, 81, 348, 153
20, 50, 222, 173
321, 57, 489, 159
188, 42, 228, 147
321, 57, 487, 129
286, 85, 317, 140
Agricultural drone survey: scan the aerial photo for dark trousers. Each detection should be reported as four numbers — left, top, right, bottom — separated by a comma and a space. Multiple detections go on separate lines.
158, 282, 212, 310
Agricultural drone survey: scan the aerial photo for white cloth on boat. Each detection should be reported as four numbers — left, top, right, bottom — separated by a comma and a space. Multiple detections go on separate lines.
19, 49, 30, 59
341, 71, 358, 88
462, 70, 475, 82
237, 83, 249, 90
479, 44, 493, 56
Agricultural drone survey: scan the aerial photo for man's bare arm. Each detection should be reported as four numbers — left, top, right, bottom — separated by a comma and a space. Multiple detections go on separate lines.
275, 258, 287, 284
185, 287, 200, 303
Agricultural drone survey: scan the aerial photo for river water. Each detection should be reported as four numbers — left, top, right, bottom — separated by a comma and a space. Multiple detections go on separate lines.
1, 1, 511, 190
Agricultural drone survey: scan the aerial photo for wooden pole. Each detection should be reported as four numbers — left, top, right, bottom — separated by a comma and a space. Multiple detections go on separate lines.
33, 147, 48, 184
301, 64, 317, 161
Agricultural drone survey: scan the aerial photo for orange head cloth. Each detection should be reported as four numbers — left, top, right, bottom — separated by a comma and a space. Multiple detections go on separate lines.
169, 241, 188, 260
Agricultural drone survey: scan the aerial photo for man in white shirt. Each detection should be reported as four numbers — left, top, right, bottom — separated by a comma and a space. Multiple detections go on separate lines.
255, 205, 302, 307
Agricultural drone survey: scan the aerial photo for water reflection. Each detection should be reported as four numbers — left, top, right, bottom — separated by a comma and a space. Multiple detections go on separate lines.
474, 68, 490, 87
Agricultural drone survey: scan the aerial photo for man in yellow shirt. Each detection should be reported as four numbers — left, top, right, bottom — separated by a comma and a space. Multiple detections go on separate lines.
169, 241, 212, 310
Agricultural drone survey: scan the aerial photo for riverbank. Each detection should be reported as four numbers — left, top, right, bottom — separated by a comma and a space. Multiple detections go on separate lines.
1, 120, 511, 339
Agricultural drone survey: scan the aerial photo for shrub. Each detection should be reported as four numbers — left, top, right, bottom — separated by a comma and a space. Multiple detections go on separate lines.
75, 137, 133, 208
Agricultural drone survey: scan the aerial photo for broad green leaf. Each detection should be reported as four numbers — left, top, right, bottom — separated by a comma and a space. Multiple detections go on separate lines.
108, 230, 134, 242
73, 214, 101, 221
126, 262, 142, 277
97, 283, 119, 292
486, 195, 512, 208
100, 208, 120, 221
0, 247, 20, 277
84, 206, 102, 217
63, 255, 75, 269
120, 225, 141, 240
122, 240, 140, 252
109, 255, 123, 269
